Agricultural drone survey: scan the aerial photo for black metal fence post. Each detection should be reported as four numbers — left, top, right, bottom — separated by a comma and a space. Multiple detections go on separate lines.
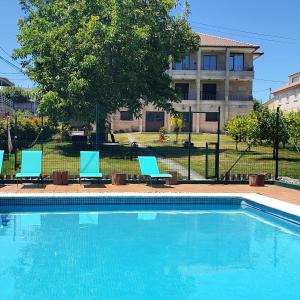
41, 114, 44, 152
188, 106, 192, 180
14, 113, 18, 171
216, 106, 221, 180
275, 107, 280, 180
96, 102, 100, 151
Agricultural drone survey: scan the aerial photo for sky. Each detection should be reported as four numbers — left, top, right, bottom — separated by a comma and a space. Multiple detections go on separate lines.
0, 0, 300, 102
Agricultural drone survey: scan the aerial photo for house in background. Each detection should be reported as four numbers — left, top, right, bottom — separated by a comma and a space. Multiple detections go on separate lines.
266, 72, 300, 112
110, 33, 263, 133
0, 76, 14, 89
0, 78, 37, 113
0, 77, 14, 114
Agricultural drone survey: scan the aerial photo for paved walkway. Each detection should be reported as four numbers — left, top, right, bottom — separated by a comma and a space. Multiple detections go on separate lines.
1, 184, 300, 206
127, 133, 204, 180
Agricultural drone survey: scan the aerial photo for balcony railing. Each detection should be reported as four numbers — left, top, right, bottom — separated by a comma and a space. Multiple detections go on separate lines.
201, 67, 225, 71
172, 63, 197, 71
200, 92, 225, 101
0, 95, 13, 113
230, 66, 254, 72
229, 94, 253, 101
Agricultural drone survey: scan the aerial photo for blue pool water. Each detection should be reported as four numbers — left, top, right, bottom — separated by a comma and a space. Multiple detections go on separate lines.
0, 202, 300, 299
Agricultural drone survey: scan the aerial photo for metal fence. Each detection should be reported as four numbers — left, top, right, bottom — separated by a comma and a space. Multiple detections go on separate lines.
0, 135, 299, 182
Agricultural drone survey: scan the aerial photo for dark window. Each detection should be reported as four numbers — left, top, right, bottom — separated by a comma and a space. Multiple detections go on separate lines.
174, 55, 190, 70
120, 111, 133, 121
203, 55, 217, 70
202, 84, 217, 100
230, 54, 244, 71
175, 83, 189, 100
205, 112, 219, 122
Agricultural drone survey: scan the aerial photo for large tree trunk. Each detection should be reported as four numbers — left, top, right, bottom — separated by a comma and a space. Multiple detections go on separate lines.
96, 103, 108, 148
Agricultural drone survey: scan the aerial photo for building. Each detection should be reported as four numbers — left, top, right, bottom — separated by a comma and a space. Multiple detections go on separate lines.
266, 72, 300, 113
0, 77, 14, 114
0, 77, 14, 89
110, 33, 263, 133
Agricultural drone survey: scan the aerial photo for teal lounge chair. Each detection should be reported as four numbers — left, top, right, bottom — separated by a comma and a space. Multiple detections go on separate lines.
79, 151, 103, 185
0, 150, 4, 184
16, 150, 43, 186
138, 156, 172, 185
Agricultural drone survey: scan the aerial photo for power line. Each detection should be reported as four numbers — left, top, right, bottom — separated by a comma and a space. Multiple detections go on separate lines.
253, 88, 271, 93
190, 21, 300, 42
191, 24, 300, 45
0, 55, 23, 73
0, 46, 14, 59
0, 72, 24, 75
254, 78, 286, 83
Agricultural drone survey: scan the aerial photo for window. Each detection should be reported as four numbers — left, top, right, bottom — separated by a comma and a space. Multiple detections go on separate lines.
230, 54, 244, 71
205, 112, 219, 122
174, 55, 190, 70
175, 83, 189, 100
120, 111, 133, 121
292, 77, 299, 83
202, 84, 217, 100
203, 55, 217, 70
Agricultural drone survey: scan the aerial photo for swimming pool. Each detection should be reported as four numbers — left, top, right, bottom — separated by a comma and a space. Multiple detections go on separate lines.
0, 194, 300, 299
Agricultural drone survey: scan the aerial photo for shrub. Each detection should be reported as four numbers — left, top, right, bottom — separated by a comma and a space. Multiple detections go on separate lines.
0, 115, 57, 149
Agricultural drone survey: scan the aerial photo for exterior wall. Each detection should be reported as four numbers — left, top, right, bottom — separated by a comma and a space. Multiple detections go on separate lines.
111, 111, 140, 132
111, 45, 258, 133
268, 88, 300, 113
229, 81, 252, 101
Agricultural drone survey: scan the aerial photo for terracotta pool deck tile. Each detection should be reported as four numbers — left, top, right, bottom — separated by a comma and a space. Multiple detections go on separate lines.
0, 183, 299, 206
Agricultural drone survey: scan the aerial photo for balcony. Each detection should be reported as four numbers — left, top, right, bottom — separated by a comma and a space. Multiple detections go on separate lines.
201, 67, 226, 80
230, 66, 254, 80
200, 92, 225, 101
229, 94, 253, 101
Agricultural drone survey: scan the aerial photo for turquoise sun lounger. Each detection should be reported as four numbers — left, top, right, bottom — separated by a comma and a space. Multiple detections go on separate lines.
0, 150, 4, 184
16, 150, 43, 186
79, 151, 103, 185
138, 156, 172, 185
0, 150, 4, 174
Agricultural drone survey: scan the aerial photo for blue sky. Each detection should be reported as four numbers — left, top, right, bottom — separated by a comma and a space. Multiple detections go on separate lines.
0, 0, 299, 102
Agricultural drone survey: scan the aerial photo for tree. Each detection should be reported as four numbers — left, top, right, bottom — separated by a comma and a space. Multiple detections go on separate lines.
255, 106, 289, 157
170, 114, 183, 144
286, 112, 300, 146
225, 113, 259, 151
0, 86, 31, 103
14, 0, 200, 138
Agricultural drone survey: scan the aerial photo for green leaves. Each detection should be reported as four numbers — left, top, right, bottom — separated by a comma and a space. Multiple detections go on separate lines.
15, 0, 199, 123
225, 106, 299, 151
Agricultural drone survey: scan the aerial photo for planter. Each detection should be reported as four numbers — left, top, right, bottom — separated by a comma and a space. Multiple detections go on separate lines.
249, 174, 265, 187
53, 171, 69, 185
167, 170, 178, 185
112, 173, 127, 185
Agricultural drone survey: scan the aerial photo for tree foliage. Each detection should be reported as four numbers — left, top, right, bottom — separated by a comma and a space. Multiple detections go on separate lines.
225, 106, 297, 153
14, 0, 200, 123
0, 115, 56, 148
0, 86, 31, 103
170, 114, 183, 143
225, 113, 259, 151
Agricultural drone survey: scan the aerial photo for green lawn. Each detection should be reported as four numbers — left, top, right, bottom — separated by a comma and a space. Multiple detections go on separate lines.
2, 133, 299, 179
2, 141, 142, 177
115, 132, 300, 179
